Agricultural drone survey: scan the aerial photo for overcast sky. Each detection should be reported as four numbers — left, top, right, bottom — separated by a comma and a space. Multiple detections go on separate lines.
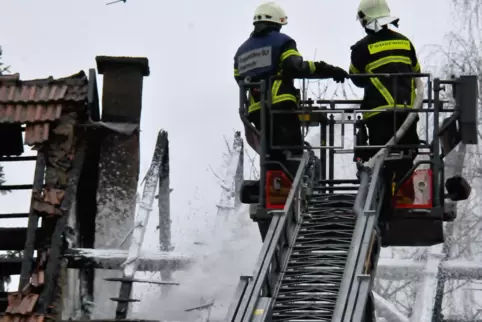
0, 0, 453, 317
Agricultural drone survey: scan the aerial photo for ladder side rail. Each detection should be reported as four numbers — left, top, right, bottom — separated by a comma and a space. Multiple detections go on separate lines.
347, 161, 385, 321
331, 154, 385, 322
331, 168, 371, 322
266, 153, 318, 309
225, 276, 253, 320
227, 152, 310, 322
226, 203, 282, 322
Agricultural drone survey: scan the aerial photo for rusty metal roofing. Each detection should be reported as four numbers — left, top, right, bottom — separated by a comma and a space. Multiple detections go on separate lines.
0, 71, 89, 146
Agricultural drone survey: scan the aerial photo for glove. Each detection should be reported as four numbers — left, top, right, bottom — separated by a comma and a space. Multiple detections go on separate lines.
331, 66, 348, 83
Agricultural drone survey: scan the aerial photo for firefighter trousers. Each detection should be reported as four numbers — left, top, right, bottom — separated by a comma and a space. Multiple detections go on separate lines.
248, 101, 303, 177
365, 112, 419, 221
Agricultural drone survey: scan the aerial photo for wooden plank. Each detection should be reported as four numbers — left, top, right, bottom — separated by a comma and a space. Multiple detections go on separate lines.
0, 258, 22, 275
0, 228, 44, 251
64, 248, 193, 271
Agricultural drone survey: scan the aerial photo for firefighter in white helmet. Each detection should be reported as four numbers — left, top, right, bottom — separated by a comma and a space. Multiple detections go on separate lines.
234, 2, 348, 176
350, 0, 421, 198
350, 3, 422, 317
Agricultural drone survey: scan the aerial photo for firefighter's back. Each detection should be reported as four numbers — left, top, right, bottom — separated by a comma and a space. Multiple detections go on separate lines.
351, 28, 419, 113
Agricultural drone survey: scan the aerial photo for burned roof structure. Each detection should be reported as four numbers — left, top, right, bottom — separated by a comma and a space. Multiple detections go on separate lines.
0, 71, 89, 150
0, 56, 189, 322
0, 70, 90, 321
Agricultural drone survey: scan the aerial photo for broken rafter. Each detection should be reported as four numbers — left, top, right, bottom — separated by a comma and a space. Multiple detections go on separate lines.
115, 130, 169, 319
372, 292, 409, 322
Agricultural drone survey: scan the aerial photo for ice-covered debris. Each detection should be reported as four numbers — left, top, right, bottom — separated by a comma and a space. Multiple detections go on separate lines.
65, 248, 194, 271
373, 292, 409, 322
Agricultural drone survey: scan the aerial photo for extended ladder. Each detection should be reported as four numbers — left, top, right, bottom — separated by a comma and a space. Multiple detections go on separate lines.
231, 72, 479, 322
272, 192, 357, 321
225, 152, 386, 322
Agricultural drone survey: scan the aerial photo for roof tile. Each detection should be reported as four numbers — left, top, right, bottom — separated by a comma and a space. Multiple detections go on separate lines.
0, 71, 88, 126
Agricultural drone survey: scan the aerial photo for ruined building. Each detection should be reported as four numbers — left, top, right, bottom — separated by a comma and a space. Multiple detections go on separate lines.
0, 56, 189, 321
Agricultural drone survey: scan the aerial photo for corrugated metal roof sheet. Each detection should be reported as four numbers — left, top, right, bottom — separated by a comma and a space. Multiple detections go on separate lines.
0, 71, 89, 145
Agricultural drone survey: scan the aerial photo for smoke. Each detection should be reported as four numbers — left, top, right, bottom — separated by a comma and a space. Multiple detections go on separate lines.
134, 204, 261, 321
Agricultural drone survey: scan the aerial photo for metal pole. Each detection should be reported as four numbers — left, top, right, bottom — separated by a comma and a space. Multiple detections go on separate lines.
328, 112, 335, 193
259, 80, 268, 208
432, 78, 442, 208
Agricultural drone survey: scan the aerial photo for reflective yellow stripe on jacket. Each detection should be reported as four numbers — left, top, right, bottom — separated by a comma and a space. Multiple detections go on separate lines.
352, 55, 417, 119
246, 49, 301, 113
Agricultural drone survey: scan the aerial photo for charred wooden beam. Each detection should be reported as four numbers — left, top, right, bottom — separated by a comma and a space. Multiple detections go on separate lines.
0, 227, 45, 251
36, 140, 88, 318
0, 258, 22, 275
0, 213, 30, 219
67, 68, 102, 320
0, 253, 191, 275
158, 130, 171, 253
115, 130, 166, 319
0, 292, 7, 312
18, 152, 46, 291
64, 248, 193, 272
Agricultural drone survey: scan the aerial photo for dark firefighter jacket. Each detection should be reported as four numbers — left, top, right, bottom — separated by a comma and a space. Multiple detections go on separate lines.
234, 23, 341, 114
349, 28, 421, 119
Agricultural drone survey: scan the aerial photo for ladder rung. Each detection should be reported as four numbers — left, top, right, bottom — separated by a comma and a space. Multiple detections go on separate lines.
0, 155, 37, 162
0, 184, 33, 191
0, 213, 30, 219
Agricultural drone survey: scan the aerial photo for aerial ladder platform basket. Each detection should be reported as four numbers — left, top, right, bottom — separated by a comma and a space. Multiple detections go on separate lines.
227, 72, 478, 321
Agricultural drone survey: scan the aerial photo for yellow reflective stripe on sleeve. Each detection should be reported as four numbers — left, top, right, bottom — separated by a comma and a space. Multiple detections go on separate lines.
363, 55, 414, 119
413, 62, 421, 72
349, 64, 360, 74
247, 79, 297, 113
234, 68, 239, 76
308, 61, 316, 74
367, 40, 411, 54
247, 94, 297, 113
280, 49, 301, 62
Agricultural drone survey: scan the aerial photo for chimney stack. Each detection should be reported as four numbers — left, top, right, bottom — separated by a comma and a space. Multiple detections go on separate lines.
96, 56, 150, 123
92, 56, 149, 317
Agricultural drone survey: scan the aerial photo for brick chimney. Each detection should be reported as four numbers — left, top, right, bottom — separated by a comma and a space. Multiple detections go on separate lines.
96, 56, 150, 123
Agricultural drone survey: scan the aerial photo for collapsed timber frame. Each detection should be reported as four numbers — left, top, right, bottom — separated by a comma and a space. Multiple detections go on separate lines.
0, 56, 191, 321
